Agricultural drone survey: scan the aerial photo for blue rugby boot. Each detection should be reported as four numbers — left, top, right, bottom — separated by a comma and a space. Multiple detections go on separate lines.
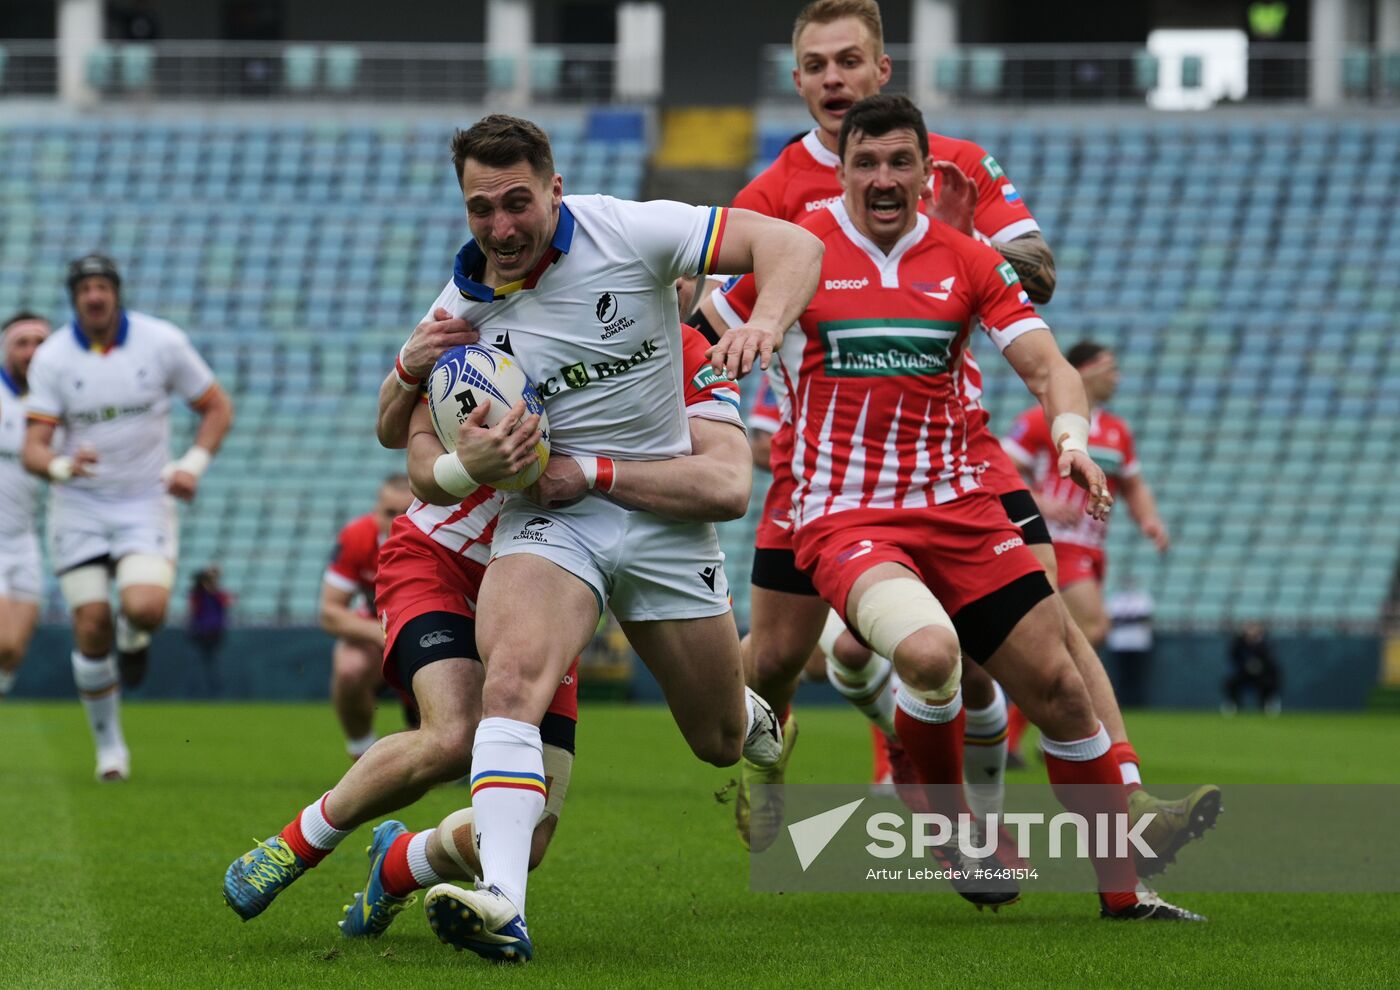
223, 836, 307, 920
339, 820, 416, 937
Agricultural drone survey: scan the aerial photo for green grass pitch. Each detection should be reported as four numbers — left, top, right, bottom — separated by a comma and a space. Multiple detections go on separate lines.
2, 702, 1398, 988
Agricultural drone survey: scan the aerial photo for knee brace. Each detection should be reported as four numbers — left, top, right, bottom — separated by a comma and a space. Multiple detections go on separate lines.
853, 578, 961, 701
115, 554, 174, 591
59, 564, 111, 608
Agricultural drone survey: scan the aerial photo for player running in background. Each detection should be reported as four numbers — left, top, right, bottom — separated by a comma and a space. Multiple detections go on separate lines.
222, 320, 753, 946
385, 114, 816, 962
22, 255, 233, 780
1004, 342, 1169, 647
707, 0, 1051, 842
0, 312, 51, 698
320, 474, 415, 759
713, 95, 1203, 920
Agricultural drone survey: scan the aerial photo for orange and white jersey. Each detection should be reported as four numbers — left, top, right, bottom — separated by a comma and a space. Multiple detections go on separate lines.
717, 200, 1047, 528
1003, 406, 1139, 549
406, 325, 740, 562
25, 310, 214, 499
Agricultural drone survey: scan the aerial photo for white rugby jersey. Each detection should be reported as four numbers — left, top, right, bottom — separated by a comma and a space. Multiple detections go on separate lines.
420, 195, 730, 461
26, 310, 215, 499
0, 367, 42, 537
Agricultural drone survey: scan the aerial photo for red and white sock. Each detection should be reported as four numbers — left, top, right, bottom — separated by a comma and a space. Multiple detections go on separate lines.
1109, 740, 1143, 792
278, 792, 351, 867
380, 828, 444, 897
1041, 724, 1137, 913
894, 688, 966, 820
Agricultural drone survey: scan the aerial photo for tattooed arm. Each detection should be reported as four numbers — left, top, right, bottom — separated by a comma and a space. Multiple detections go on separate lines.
996, 231, 1057, 304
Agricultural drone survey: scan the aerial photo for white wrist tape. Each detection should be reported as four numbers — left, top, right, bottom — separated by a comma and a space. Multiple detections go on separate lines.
577, 456, 598, 488
433, 451, 479, 497
47, 455, 74, 482
175, 446, 212, 478
1051, 413, 1090, 454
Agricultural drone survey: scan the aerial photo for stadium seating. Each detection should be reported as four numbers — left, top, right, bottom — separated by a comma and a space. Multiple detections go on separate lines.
0, 112, 649, 623
738, 114, 1400, 631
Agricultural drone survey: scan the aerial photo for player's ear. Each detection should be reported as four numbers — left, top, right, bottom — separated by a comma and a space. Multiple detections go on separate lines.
791, 65, 801, 96
550, 173, 563, 206
876, 51, 893, 87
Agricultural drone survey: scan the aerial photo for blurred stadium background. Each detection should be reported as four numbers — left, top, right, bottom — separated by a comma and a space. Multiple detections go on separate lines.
3, 0, 1398, 712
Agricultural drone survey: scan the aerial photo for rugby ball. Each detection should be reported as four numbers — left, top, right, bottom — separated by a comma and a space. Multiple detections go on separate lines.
427, 344, 550, 491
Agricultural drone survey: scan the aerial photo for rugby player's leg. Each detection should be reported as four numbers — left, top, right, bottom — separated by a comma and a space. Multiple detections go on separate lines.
64, 563, 129, 780
960, 659, 1008, 830
845, 563, 964, 805
0, 597, 39, 697
222, 641, 483, 921
331, 638, 381, 759
472, 552, 597, 918
113, 553, 174, 688
746, 582, 830, 721
621, 613, 752, 768
973, 586, 1140, 911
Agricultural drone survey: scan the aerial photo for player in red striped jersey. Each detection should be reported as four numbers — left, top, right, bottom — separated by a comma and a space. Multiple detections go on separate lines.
319, 475, 414, 760
221, 323, 755, 935
707, 0, 1050, 848
707, 94, 1203, 920
1004, 342, 1169, 647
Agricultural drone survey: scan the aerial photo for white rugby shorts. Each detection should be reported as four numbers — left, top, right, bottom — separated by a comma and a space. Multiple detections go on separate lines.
490, 493, 731, 622
47, 488, 178, 575
0, 530, 42, 603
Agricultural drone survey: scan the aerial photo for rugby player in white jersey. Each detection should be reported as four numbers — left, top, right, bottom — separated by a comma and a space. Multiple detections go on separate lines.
223, 312, 756, 947
22, 255, 233, 780
0, 312, 51, 698
363, 114, 821, 961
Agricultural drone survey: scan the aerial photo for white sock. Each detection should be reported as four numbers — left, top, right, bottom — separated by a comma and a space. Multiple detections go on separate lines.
826, 651, 897, 735
962, 681, 1008, 825
0, 668, 16, 695
115, 614, 151, 653
345, 731, 376, 759
408, 828, 444, 889
297, 792, 352, 851
471, 717, 545, 914
895, 685, 963, 724
71, 651, 125, 753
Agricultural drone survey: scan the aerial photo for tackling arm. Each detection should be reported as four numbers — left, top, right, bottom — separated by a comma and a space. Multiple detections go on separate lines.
995, 232, 1056, 304
405, 402, 463, 506
525, 417, 752, 523
319, 582, 384, 647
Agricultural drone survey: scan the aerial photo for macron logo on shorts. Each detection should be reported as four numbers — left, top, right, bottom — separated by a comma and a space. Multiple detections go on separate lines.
993, 537, 1026, 556
419, 630, 455, 648
836, 540, 874, 565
